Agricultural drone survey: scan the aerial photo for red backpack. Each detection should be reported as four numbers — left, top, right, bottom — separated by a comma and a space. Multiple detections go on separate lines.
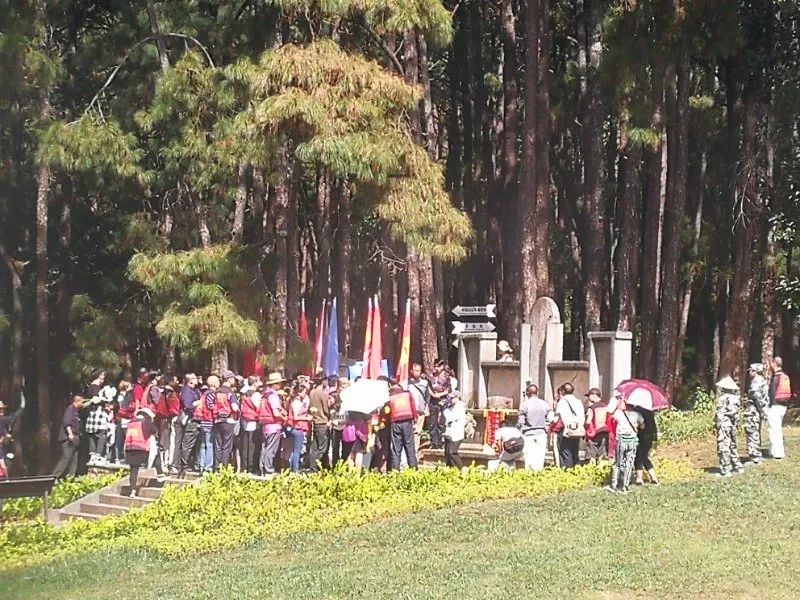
212, 391, 232, 420
155, 390, 181, 419
125, 420, 150, 452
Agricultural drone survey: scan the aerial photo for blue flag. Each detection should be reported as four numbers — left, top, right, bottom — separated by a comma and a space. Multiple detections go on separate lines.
324, 297, 339, 377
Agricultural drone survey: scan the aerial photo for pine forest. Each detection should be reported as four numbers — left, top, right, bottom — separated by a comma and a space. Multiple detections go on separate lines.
1, 0, 799, 470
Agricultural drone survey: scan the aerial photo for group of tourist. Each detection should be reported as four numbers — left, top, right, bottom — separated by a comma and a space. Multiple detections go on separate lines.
487, 381, 658, 494
714, 357, 792, 477
48, 360, 468, 495
44, 352, 794, 498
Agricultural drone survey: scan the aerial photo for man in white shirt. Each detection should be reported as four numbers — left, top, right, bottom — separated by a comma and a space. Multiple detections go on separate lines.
555, 383, 585, 469
488, 414, 524, 471
518, 383, 550, 471
443, 391, 467, 468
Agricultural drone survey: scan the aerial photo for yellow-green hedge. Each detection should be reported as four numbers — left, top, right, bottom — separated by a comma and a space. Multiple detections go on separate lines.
1, 460, 699, 570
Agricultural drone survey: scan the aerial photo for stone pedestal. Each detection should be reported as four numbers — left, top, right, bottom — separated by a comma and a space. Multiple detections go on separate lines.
456, 332, 498, 408
482, 361, 521, 408
588, 331, 633, 401
547, 360, 590, 405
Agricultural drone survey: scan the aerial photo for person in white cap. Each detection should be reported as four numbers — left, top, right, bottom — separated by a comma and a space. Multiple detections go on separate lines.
497, 340, 514, 362
745, 363, 769, 464
715, 376, 744, 477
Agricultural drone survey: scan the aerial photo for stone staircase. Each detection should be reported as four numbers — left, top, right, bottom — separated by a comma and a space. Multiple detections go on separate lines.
50, 472, 197, 525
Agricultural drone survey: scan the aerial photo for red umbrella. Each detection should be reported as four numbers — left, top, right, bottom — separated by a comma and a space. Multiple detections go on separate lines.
615, 378, 671, 412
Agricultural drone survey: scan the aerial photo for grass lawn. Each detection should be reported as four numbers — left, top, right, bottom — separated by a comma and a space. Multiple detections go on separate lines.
4, 430, 800, 600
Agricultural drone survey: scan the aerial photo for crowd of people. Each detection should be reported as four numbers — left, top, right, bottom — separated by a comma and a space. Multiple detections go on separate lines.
488, 381, 659, 494
41, 352, 794, 498
48, 360, 469, 495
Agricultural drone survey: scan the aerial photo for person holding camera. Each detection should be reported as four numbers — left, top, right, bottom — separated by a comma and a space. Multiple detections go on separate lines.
555, 383, 585, 469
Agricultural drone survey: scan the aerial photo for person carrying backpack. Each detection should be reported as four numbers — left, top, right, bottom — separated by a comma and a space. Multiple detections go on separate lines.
488, 414, 524, 471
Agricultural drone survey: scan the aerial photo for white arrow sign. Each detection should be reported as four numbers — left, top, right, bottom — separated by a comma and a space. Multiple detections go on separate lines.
451, 321, 496, 335
451, 304, 497, 319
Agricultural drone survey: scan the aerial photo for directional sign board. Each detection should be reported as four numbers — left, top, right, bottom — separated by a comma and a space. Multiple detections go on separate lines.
451, 304, 497, 319
451, 321, 496, 335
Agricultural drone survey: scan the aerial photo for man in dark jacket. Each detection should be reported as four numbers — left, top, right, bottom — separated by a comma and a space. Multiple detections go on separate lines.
52, 395, 84, 480
174, 373, 200, 473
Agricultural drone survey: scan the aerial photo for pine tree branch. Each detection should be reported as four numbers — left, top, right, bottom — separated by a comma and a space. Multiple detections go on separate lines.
84, 33, 215, 117
357, 23, 405, 76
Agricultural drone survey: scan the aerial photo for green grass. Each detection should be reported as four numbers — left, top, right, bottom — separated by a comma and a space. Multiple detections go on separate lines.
5, 436, 800, 600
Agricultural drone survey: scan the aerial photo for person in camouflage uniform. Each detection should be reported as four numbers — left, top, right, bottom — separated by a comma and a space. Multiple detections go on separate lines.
715, 376, 744, 477
745, 363, 769, 464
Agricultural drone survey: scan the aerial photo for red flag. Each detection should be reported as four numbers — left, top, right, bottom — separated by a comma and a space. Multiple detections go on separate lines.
395, 299, 411, 386
299, 298, 310, 342
369, 294, 383, 379
362, 297, 373, 376
314, 299, 326, 372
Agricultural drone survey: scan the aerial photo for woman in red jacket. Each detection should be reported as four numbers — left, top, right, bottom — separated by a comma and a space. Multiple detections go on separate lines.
125, 407, 165, 497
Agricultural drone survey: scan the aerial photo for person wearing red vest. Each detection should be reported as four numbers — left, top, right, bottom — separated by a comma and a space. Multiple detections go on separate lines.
212, 371, 240, 470
154, 376, 181, 469
239, 388, 261, 474
125, 407, 165, 497
259, 372, 288, 476
768, 356, 792, 459
584, 388, 609, 461
388, 381, 418, 471
131, 369, 151, 413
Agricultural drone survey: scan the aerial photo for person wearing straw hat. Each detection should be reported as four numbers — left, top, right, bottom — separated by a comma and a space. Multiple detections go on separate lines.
715, 376, 744, 477
259, 372, 288, 476
745, 363, 770, 464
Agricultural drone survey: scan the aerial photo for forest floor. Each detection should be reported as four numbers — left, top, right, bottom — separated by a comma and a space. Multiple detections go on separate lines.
5, 429, 800, 600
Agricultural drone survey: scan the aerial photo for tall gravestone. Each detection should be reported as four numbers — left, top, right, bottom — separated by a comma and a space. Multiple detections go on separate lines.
526, 297, 564, 403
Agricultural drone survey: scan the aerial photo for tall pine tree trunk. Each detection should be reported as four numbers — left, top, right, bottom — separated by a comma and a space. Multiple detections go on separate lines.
53, 192, 72, 441
518, 0, 540, 323
616, 101, 642, 331
581, 0, 606, 339
656, 50, 690, 395
403, 28, 439, 366
534, 0, 552, 298
286, 162, 300, 356
418, 32, 447, 357
499, 0, 519, 335
0, 241, 23, 418
674, 152, 706, 388
35, 157, 51, 468
271, 148, 291, 366
719, 86, 768, 379
337, 183, 352, 355
638, 60, 666, 379
232, 163, 248, 244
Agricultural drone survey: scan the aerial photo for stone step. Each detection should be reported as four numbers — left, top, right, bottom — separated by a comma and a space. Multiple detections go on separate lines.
119, 485, 164, 499
80, 502, 128, 517
59, 510, 104, 522
98, 492, 156, 509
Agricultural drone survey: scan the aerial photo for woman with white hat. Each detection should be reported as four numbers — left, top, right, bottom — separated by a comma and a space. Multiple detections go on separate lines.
715, 376, 744, 477
125, 406, 165, 497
